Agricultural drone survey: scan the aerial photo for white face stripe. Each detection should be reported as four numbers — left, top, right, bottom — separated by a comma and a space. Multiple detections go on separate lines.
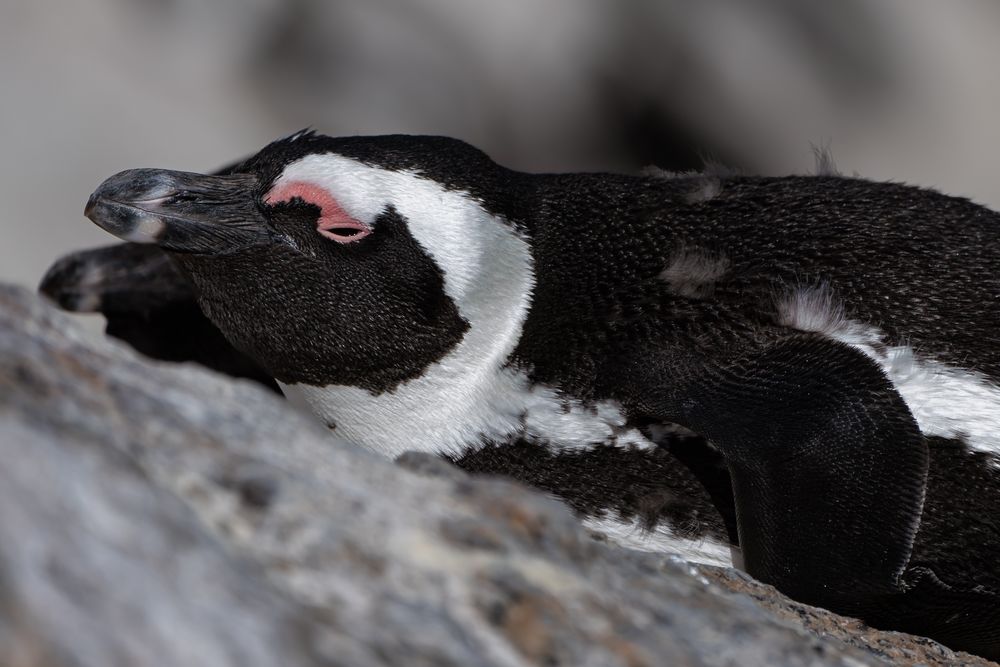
274, 153, 656, 457
779, 287, 1000, 461
271, 153, 517, 309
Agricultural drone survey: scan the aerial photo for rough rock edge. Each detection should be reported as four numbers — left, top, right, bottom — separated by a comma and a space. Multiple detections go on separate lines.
0, 284, 993, 667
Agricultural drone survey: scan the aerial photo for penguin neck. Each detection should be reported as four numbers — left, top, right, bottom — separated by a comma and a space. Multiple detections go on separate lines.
280, 204, 539, 458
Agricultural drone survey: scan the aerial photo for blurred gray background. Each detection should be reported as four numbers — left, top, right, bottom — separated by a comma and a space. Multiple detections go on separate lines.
3, 0, 1000, 289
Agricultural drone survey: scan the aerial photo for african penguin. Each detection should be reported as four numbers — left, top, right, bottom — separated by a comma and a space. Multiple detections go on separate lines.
60, 130, 1000, 658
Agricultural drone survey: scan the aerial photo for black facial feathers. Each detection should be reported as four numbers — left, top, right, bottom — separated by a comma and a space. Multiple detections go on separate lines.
171, 204, 469, 392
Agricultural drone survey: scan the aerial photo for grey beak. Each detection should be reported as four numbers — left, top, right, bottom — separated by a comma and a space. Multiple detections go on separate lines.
85, 168, 270, 254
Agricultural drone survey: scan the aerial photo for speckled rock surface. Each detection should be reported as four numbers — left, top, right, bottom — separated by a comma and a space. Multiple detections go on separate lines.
0, 284, 993, 667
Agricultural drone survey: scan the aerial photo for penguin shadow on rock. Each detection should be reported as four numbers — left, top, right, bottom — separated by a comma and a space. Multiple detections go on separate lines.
41, 130, 1000, 660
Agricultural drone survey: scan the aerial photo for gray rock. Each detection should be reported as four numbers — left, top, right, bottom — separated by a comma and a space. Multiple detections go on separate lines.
0, 284, 993, 667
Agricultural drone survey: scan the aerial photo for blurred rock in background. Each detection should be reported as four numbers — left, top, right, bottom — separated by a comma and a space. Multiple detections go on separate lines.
2, 1, 1000, 288
1, 283, 992, 666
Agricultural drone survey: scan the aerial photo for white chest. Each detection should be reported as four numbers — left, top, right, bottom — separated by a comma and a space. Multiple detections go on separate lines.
281, 368, 655, 459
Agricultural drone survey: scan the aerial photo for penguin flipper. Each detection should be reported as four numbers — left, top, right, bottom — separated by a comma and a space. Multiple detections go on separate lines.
39, 243, 278, 392
655, 335, 929, 606
869, 567, 1000, 660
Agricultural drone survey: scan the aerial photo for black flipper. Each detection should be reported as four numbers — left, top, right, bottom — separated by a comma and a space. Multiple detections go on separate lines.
40, 243, 279, 392
873, 567, 1000, 660
672, 335, 928, 605
640, 334, 1000, 657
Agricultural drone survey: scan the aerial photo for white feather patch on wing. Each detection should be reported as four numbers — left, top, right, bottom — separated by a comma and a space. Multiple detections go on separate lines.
660, 248, 730, 298
274, 153, 654, 458
582, 515, 734, 568
777, 285, 1000, 459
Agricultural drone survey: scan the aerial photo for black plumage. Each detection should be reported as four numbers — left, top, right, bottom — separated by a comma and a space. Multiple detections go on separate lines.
43, 132, 1000, 659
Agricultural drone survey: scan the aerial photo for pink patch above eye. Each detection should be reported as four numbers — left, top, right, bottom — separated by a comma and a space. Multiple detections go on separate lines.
264, 180, 371, 243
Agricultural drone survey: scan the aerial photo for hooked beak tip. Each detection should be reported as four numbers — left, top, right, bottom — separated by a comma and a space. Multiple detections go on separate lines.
84, 168, 264, 253
84, 195, 97, 220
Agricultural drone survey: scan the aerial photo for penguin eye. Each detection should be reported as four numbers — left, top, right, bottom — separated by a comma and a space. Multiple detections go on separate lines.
265, 179, 372, 245
317, 220, 371, 243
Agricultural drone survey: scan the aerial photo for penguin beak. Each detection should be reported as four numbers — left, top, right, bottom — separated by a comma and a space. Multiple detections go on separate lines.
85, 168, 271, 254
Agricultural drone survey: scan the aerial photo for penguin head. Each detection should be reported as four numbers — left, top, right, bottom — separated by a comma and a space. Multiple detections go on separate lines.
84, 132, 535, 394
